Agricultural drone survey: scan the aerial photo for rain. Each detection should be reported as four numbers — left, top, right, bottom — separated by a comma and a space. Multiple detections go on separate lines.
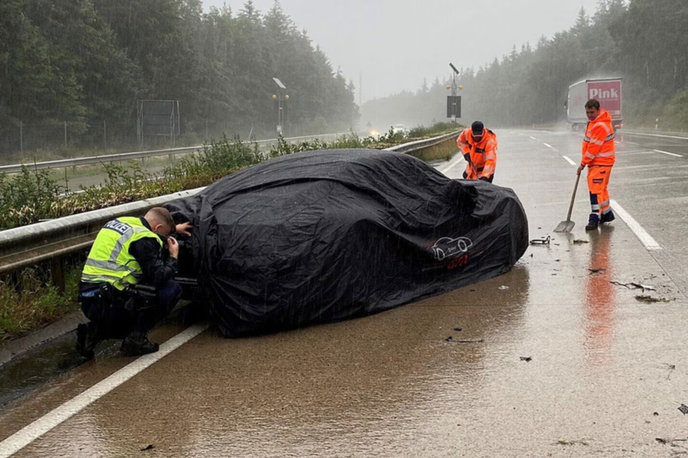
1, 0, 688, 457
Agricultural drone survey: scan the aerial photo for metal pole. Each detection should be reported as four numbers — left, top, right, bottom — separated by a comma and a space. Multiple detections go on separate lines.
103, 120, 107, 149
64, 121, 67, 148
278, 97, 283, 134
50, 257, 66, 294
19, 121, 23, 153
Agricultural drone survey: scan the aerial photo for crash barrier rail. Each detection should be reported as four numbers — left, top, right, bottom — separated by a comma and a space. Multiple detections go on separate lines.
0, 132, 350, 174
0, 130, 460, 291
385, 131, 459, 153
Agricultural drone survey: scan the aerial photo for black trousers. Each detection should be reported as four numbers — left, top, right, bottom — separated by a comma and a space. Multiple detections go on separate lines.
80, 281, 182, 338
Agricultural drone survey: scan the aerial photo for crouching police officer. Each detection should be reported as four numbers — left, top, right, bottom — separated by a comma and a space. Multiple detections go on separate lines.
76, 207, 192, 359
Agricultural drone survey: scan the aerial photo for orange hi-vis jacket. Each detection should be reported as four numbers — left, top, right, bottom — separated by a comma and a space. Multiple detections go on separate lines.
582, 108, 616, 167
456, 127, 498, 179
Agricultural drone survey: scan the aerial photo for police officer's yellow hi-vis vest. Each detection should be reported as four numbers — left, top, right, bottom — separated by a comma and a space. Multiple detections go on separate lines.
81, 217, 163, 290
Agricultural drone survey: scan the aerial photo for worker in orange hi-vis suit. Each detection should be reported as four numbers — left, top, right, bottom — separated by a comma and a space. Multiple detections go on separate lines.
577, 99, 616, 231
456, 121, 498, 183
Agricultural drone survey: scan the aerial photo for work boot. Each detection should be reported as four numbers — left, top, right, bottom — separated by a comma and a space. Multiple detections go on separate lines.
585, 214, 600, 231
76, 322, 101, 360
120, 332, 159, 356
601, 210, 616, 223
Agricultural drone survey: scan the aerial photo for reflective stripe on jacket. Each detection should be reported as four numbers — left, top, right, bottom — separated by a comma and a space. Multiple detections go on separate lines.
582, 108, 616, 166
81, 217, 163, 290
456, 127, 498, 179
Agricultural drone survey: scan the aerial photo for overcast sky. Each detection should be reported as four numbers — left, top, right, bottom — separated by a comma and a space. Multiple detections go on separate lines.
202, 0, 604, 102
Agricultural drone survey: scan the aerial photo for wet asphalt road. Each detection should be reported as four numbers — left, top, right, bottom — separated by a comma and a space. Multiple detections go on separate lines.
1, 128, 688, 457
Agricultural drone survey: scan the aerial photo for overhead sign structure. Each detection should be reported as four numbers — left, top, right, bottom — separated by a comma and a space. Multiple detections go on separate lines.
136, 100, 180, 148
447, 96, 461, 119
272, 78, 288, 134
273, 78, 287, 90
447, 63, 461, 120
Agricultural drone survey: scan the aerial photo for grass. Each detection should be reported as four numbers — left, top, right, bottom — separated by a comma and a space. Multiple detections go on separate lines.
0, 266, 81, 344
407, 137, 458, 163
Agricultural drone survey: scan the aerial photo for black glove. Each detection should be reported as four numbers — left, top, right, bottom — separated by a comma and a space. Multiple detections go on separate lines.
479, 176, 490, 182
463, 153, 470, 161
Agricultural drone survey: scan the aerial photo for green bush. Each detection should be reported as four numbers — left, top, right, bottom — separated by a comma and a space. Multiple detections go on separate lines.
0, 266, 80, 342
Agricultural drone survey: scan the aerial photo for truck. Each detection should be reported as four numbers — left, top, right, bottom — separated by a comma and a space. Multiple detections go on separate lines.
566, 78, 623, 131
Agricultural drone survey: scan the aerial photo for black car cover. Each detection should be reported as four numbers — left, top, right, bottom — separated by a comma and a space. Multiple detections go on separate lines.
166, 149, 528, 337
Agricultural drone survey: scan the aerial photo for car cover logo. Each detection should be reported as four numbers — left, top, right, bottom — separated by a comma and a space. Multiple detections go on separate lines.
431, 236, 473, 261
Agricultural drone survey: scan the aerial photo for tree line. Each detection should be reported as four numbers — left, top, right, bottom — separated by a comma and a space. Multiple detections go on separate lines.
362, 0, 688, 131
0, 0, 359, 155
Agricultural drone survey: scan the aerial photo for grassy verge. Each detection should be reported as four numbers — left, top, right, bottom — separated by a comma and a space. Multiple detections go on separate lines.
0, 266, 81, 343
406, 137, 458, 163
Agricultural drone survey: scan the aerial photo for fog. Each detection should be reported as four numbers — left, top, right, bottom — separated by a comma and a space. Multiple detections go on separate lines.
204, 0, 603, 101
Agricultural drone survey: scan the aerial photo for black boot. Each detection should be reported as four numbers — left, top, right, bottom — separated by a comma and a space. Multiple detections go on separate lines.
601, 210, 615, 223
585, 213, 600, 231
76, 322, 101, 360
121, 332, 159, 356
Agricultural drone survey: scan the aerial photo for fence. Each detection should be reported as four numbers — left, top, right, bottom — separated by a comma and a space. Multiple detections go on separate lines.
0, 118, 356, 159
0, 119, 138, 157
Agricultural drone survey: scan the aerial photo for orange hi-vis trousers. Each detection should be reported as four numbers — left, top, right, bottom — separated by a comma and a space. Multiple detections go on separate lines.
587, 165, 613, 216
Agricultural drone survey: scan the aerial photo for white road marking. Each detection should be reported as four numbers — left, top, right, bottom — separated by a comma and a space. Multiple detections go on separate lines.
530, 136, 537, 140
615, 150, 654, 155
562, 156, 577, 166
0, 323, 209, 458
610, 200, 662, 250
561, 156, 662, 250
624, 131, 688, 141
543, 143, 552, 148
437, 154, 464, 176
654, 149, 683, 158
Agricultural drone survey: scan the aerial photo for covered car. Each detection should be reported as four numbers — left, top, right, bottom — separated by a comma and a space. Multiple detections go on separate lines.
166, 149, 528, 337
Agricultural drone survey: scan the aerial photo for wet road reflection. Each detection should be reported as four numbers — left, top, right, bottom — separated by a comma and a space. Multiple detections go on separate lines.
583, 227, 617, 367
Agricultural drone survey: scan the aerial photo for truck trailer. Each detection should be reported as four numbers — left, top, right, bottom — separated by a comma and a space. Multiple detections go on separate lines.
566, 78, 623, 131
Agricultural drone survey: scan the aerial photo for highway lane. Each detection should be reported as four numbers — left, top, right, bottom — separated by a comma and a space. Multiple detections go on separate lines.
524, 127, 688, 294
1, 129, 688, 457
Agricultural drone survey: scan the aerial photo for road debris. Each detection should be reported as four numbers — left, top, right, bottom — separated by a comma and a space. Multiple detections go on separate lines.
529, 236, 550, 246
555, 439, 590, 446
445, 336, 484, 343
453, 327, 462, 332
656, 437, 688, 451
520, 356, 532, 362
678, 404, 688, 415
635, 295, 672, 304
665, 363, 676, 380
588, 268, 606, 274
572, 239, 589, 245
610, 281, 656, 292
498, 285, 510, 290
140, 444, 155, 451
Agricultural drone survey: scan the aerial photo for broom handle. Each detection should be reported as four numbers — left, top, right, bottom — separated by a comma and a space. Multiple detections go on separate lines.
566, 173, 581, 221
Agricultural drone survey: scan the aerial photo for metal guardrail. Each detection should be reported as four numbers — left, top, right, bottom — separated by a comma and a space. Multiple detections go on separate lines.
385, 131, 459, 153
0, 131, 460, 289
0, 132, 350, 174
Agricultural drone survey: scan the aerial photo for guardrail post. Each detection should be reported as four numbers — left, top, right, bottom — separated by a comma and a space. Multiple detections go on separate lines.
50, 257, 66, 294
